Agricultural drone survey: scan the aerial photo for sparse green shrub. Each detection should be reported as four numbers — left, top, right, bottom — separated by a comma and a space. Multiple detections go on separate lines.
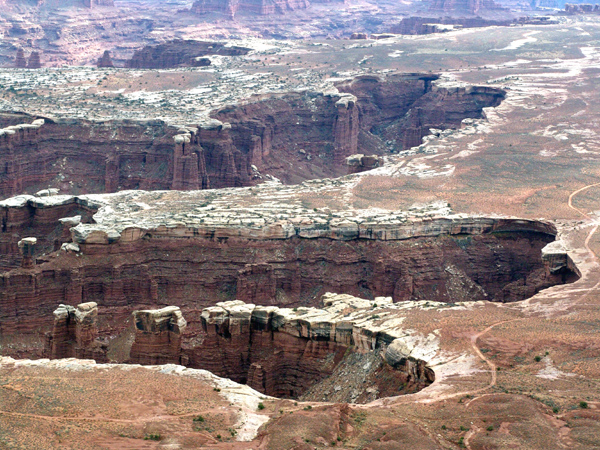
144, 433, 161, 441
257, 402, 265, 410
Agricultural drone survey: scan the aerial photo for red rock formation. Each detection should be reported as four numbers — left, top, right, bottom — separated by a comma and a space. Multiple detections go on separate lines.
15, 48, 27, 68
333, 95, 360, 164
172, 133, 200, 190
565, 3, 600, 13
17, 237, 36, 268
0, 117, 227, 198
44, 302, 107, 360
26, 51, 41, 69
0, 206, 578, 356
391, 17, 501, 34
346, 154, 383, 174
0, 194, 95, 272
0, 76, 505, 197
213, 92, 361, 183
190, 0, 310, 18
336, 75, 504, 151
82, 0, 114, 7
96, 50, 114, 68
129, 306, 187, 365
126, 40, 248, 69
236, 263, 277, 303
183, 300, 434, 401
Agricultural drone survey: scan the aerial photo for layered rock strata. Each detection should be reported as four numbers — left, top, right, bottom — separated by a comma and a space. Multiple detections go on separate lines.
187, 296, 435, 401
96, 50, 114, 68
565, 3, 600, 13
82, 0, 114, 7
0, 187, 579, 350
0, 75, 505, 197
27, 51, 42, 69
44, 302, 107, 361
391, 17, 510, 34
129, 306, 187, 365
0, 193, 95, 272
335, 75, 505, 151
346, 154, 383, 174
15, 49, 27, 68
190, 0, 310, 18
428, 0, 506, 15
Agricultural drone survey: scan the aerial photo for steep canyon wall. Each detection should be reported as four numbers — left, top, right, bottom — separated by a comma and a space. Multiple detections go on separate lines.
0, 208, 578, 355
0, 75, 505, 197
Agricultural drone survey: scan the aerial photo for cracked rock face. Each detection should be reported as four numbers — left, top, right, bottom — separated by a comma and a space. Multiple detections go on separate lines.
46, 294, 437, 403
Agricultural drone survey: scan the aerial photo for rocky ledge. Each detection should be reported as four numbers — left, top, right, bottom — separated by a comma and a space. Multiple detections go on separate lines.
191, 295, 436, 403
44, 293, 440, 403
0, 184, 579, 346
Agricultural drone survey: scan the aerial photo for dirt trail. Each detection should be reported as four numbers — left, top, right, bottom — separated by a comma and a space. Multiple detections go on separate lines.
373, 182, 600, 409
567, 182, 600, 218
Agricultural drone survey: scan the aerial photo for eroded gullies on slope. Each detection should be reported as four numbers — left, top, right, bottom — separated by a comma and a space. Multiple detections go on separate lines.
0, 73, 504, 197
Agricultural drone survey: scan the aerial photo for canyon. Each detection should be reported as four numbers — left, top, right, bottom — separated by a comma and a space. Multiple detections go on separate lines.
1, 8, 600, 450
43, 295, 435, 403
0, 183, 579, 363
0, 74, 505, 197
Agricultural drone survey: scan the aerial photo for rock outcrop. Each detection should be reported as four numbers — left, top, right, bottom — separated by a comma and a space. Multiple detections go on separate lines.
44, 302, 107, 361
126, 40, 249, 69
390, 17, 510, 34
190, 0, 310, 18
27, 51, 42, 69
129, 306, 187, 365
336, 74, 505, 151
565, 3, 600, 13
0, 186, 579, 351
17, 237, 36, 268
82, 0, 115, 7
428, 0, 506, 15
183, 296, 434, 401
15, 48, 27, 68
346, 154, 383, 174
96, 50, 114, 68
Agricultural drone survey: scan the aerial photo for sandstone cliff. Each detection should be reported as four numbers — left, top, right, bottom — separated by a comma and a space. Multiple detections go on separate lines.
129, 306, 187, 365
0, 186, 578, 353
0, 75, 505, 197
185, 297, 435, 402
429, 0, 506, 15
44, 302, 107, 361
190, 0, 310, 18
